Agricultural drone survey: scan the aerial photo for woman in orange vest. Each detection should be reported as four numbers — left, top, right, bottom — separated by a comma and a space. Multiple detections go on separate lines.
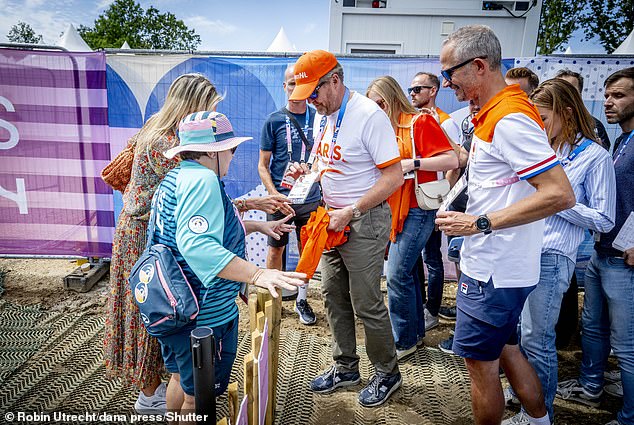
366, 76, 458, 360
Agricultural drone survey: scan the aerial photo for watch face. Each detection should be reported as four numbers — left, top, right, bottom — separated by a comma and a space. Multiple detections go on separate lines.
476, 216, 490, 230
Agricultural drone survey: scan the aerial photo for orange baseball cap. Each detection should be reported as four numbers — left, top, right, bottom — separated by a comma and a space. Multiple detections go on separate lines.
289, 50, 338, 101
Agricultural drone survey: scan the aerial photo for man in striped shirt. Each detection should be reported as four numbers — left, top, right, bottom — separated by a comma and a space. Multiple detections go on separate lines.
435, 25, 575, 425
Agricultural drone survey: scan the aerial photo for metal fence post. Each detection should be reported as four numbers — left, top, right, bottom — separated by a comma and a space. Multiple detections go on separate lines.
191, 327, 215, 424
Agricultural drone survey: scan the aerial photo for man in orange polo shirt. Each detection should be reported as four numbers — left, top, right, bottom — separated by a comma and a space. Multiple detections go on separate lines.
435, 25, 575, 425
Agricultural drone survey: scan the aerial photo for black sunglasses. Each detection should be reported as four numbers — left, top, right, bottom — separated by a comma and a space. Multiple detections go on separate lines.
407, 85, 434, 95
230, 146, 237, 154
309, 80, 328, 100
441, 56, 487, 82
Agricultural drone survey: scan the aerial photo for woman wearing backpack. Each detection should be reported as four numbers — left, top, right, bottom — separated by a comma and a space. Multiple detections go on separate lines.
149, 111, 305, 416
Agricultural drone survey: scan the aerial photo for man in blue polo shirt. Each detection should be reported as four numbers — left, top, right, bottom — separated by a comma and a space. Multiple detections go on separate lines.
258, 65, 321, 325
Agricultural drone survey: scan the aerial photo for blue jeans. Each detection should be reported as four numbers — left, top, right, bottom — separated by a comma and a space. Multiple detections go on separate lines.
520, 253, 574, 421
386, 208, 436, 350
423, 228, 444, 316
579, 252, 634, 425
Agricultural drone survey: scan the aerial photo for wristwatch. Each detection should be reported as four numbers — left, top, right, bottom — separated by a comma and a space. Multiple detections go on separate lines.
351, 203, 362, 219
413, 159, 421, 169
475, 214, 492, 234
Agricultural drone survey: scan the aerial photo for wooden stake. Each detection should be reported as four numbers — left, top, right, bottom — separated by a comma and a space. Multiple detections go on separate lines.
244, 353, 254, 425
252, 330, 262, 425
228, 382, 239, 425
264, 300, 275, 425
216, 418, 228, 425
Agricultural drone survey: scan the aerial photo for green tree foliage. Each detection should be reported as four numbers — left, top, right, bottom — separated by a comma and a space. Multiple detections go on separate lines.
78, 0, 201, 50
580, 0, 634, 53
537, 0, 585, 54
7, 21, 43, 44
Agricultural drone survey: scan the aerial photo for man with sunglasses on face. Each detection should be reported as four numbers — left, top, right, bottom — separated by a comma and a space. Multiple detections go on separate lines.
435, 25, 575, 425
409, 72, 463, 331
286, 50, 404, 407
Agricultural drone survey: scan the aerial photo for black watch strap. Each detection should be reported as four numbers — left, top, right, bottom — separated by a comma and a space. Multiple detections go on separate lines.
414, 159, 420, 169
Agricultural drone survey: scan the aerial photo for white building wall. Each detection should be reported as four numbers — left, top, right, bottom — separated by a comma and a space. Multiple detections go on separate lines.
329, 0, 542, 57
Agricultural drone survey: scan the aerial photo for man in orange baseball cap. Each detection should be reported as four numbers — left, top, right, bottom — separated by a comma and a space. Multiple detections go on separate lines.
288, 50, 404, 407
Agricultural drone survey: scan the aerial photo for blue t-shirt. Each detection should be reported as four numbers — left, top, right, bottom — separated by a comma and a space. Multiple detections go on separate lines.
260, 106, 321, 203
151, 160, 246, 328
595, 130, 633, 257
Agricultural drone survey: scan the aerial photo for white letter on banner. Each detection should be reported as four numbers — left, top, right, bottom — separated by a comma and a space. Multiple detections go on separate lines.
0, 178, 28, 214
0, 96, 19, 150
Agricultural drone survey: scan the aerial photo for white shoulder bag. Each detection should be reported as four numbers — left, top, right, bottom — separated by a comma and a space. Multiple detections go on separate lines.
410, 114, 451, 210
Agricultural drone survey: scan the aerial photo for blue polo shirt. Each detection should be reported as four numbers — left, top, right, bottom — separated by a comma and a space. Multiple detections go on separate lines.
260, 106, 320, 202
151, 160, 245, 328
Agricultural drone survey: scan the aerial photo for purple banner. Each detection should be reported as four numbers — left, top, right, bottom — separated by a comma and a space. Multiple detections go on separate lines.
0, 49, 112, 257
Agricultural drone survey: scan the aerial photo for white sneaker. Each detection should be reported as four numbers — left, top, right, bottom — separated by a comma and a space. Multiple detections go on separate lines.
604, 381, 623, 398
134, 382, 167, 415
501, 411, 530, 425
396, 345, 417, 360
504, 386, 520, 406
605, 420, 623, 425
424, 308, 439, 331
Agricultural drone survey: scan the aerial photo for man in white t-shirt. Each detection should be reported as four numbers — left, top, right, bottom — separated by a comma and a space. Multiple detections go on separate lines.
435, 25, 575, 425
287, 49, 404, 407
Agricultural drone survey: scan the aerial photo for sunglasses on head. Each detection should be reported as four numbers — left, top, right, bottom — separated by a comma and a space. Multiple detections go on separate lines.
441, 56, 487, 82
407, 85, 433, 95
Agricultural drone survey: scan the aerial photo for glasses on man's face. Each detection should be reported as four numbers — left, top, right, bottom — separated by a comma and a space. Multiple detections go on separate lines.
407, 85, 433, 95
441, 56, 487, 82
309, 80, 329, 100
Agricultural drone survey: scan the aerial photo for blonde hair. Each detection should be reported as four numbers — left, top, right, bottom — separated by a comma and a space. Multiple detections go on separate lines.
366, 76, 417, 129
136, 73, 224, 152
529, 78, 598, 153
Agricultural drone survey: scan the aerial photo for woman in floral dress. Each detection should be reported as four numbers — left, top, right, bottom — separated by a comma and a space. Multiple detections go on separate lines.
104, 73, 224, 413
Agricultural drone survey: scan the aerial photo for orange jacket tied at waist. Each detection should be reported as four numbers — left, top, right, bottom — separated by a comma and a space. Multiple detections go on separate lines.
296, 206, 349, 279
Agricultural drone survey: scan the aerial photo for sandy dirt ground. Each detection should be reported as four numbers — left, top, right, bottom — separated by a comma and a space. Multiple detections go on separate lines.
0, 258, 624, 424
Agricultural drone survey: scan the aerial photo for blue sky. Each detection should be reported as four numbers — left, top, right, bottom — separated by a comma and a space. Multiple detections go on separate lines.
0, 0, 605, 54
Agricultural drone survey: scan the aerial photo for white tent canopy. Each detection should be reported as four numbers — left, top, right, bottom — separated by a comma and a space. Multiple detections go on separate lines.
57, 24, 92, 52
266, 27, 296, 53
121, 41, 131, 49
564, 46, 573, 55
613, 28, 634, 55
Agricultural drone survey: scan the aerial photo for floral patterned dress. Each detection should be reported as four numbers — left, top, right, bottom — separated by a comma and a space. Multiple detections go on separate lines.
104, 133, 178, 388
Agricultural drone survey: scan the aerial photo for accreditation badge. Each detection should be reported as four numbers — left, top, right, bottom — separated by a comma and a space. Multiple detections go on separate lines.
288, 172, 319, 204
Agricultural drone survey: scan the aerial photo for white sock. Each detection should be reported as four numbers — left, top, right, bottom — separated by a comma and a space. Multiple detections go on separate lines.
528, 412, 550, 425
296, 283, 307, 301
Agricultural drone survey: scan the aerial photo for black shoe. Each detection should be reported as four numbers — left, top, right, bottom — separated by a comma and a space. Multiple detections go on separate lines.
310, 365, 361, 394
438, 306, 457, 321
295, 299, 316, 325
358, 372, 402, 407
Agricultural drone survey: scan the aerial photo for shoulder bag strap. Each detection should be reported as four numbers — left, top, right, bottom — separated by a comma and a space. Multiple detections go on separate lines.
282, 107, 310, 147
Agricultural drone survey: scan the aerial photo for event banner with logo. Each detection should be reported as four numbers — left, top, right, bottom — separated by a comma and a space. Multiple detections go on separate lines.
0, 48, 628, 263
0, 50, 111, 256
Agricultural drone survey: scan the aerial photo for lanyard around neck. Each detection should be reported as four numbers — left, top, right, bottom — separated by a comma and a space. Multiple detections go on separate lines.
306, 87, 350, 166
614, 131, 633, 165
284, 108, 309, 161
560, 138, 594, 167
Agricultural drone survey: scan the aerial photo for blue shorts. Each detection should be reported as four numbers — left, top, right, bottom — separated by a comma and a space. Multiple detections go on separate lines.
453, 274, 535, 361
158, 316, 239, 396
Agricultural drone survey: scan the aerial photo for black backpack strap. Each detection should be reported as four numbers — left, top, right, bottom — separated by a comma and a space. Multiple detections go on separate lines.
281, 107, 310, 148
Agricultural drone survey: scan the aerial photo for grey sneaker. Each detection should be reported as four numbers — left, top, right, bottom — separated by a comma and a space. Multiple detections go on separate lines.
295, 299, 316, 325
604, 369, 621, 383
501, 412, 530, 425
134, 382, 167, 415
556, 378, 602, 408
438, 335, 455, 354
396, 345, 417, 361
424, 308, 439, 331
358, 372, 402, 407
310, 365, 361, 394
604, 381, 623, 398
